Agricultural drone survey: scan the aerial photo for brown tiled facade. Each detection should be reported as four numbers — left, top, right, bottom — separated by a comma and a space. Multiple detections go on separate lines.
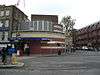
31, 14, 58, 24
31, 14, 63, 33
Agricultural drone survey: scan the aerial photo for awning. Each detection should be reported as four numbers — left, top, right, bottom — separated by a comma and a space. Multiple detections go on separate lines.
20, 37, 49, 41
47, 41, 64, 44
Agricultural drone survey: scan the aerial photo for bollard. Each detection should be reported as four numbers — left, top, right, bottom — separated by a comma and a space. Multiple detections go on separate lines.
12, 53, 18, 64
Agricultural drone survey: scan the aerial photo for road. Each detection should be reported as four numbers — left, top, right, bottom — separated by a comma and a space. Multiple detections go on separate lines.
1, 54, 100, 75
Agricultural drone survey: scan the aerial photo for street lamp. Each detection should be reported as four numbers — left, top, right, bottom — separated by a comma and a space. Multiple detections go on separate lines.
1, 21, 5, 41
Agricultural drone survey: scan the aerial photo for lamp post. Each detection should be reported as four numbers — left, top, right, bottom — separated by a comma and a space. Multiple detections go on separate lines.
1, 20, 5, 41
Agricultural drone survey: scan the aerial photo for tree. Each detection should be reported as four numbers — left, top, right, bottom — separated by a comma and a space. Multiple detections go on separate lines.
61, 16, 75, 53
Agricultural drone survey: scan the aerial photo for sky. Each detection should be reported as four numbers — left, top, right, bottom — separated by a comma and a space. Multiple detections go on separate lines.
0, 0, 100, 29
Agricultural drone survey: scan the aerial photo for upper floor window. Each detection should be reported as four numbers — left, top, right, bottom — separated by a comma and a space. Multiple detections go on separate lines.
0, 11, 4, 16
49, 22, 52, 31
34, 21, 37, 31
5, 20, 9, 27
5, 10, 10, 16
44, 21, 48, 31
38, 21, 42, 31
0, 21, 3, 27
4, 32, 8, 41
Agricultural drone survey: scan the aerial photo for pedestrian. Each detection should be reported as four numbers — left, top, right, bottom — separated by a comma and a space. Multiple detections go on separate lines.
24, 44, 30, 56
8, 45, 16, 64
58, 50, 61, 55
8, 46, 12, 56
8, 45, 16, 56
1, 47, 7, 65
0, 47, 2, 56
25, 47, 30, 56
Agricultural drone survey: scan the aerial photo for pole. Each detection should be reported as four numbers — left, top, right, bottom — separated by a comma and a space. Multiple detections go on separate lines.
1, 20, 5, 41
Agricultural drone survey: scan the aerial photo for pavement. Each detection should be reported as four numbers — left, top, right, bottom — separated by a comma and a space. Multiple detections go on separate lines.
1, 54, 99, 75
0, 56, 24, 68
1, 51, 100, 75
0, 63, 24, 68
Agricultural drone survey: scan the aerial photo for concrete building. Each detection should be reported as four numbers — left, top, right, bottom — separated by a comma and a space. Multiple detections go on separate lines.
0, 5, 29, 43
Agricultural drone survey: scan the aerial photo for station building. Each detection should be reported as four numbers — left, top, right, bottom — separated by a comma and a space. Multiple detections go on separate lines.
13, 14, 65, 54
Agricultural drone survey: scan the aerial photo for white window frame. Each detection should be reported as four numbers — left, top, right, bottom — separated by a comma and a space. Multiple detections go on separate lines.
38, 21, 42, 31
4, 32, 8, 41
47, 21, 49, 31
5, 20, 9, 27
34, 21, 37, 31
42, 21, 44, 31
0, 32, 2, 41
49, 22, 52, 31
5, 10, 10, 16
44, 21, 48, 31
0, 11, 4, 16
0, 21, 3, 27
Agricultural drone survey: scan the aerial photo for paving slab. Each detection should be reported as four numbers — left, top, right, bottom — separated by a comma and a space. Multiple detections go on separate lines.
0, 62, 24, 68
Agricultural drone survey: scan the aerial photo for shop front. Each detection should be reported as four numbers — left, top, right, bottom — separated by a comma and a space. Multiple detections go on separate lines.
16, 37, 49, 55
12, 31, 65, 55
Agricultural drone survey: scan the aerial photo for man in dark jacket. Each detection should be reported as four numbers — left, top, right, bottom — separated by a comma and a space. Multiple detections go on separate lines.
1, 47, 7, 65
58, 50, 61, 55
8, 46, 16, 56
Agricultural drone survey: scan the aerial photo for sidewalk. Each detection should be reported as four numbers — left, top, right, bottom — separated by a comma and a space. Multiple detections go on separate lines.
67, 51, 100, 56
0, 56, 24, 68
0, 63, 24, 68
18, 51, 100, 58
27, 51, 100, 57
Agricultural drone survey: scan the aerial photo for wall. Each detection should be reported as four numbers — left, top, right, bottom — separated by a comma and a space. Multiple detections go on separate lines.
29, 40, 41, 54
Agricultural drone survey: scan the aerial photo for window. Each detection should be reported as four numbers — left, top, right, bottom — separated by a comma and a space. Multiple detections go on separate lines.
38, 21, 42, 31
30, 21, 33, 27
49, 22, 52, 31
34, 21, 37, 31
0, 21, 3, 27
0, 11, 4, 16
6, 10, 10, 16
44, 21, 47, 31
4, 32, 8, 41
0, 32, 8, 41
47, 21, 50, 31
5, 20, 9, 27
0, 32, 2, 41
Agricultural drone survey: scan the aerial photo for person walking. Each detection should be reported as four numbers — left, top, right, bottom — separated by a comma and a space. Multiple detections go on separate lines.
58, 50, 61, 55
8, 45, 17, 64
1, 47, 7, 65
25, 47, 30, 56
24, 44, 30, 56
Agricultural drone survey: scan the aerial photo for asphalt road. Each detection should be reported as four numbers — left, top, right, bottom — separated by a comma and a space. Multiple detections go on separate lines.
1, 55, 100, 75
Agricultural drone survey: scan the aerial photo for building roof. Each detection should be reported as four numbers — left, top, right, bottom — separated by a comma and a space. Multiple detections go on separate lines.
31, 14, 58, 17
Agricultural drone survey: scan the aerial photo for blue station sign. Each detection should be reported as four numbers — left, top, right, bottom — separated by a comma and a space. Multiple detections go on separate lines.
21, 38, 49, 40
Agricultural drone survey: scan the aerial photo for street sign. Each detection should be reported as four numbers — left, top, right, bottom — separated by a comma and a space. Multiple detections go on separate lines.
0, 27, 9, 31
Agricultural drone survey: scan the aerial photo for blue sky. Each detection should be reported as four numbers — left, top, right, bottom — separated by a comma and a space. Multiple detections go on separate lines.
0, 0, 100, 29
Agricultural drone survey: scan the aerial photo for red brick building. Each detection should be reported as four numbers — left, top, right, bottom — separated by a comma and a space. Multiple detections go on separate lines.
75, 21, 100, 49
